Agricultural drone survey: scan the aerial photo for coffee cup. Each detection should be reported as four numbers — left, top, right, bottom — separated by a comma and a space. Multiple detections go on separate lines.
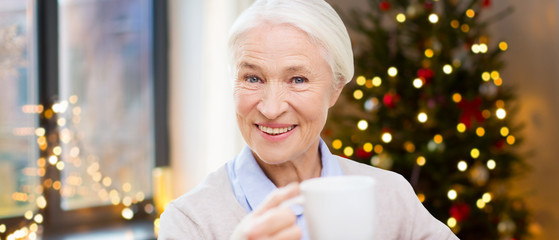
284, 175, 376, 240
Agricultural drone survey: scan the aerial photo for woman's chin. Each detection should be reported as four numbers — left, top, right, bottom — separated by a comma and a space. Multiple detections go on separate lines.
253, 148, 293, 165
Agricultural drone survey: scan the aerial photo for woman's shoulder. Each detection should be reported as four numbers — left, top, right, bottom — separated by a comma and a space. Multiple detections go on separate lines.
159, 166, 246, 239
170, 166, 243, 214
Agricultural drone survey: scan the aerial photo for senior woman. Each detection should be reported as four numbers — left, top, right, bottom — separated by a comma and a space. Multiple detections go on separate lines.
159, 0, 458, 239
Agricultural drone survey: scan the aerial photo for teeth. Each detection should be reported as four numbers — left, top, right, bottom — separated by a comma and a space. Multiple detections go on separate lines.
258, 125, 295, 135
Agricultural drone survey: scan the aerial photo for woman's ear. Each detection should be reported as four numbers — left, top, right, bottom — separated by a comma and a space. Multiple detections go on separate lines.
329, 79, 346, 108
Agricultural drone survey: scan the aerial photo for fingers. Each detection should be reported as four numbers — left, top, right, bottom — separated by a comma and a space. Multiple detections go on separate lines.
249, 206, 297, 237
253, 182, 300, 216
270, 224, 302, 240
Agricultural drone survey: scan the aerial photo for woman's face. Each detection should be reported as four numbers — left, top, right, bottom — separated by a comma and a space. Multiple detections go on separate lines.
234, 23, 342, 165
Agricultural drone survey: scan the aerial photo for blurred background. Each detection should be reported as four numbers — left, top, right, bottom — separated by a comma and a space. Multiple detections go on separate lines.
0, 0, 557, 239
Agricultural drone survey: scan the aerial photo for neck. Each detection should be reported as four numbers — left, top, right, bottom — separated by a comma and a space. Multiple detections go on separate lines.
255, 140, 322, 187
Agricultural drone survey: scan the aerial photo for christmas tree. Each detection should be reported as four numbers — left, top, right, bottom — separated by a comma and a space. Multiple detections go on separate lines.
324, 0, 531, 239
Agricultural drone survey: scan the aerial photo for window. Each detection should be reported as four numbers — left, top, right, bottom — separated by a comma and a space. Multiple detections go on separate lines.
0, 0, 40, 220
0, 0, 168, 238
57, 0, 154, 211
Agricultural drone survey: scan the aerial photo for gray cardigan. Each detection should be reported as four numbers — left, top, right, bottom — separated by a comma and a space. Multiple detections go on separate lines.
158, 156, 459, 240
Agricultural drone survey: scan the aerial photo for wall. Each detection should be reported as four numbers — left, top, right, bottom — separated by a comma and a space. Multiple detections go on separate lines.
168, 0, 250, 197
489, 1, 559, 239
327, 0, 559, 239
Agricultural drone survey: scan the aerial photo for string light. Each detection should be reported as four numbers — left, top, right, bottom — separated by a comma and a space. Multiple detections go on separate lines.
417, 156, 426, 166
404, 141, 415, 153
479, 43, 488, 53
482, 193, 492, 203
466, 9, 475, 18
447, 189, 457, 200
471, 44, 481, 54
450, 20, 460, 29
33, 214, 43, 224
357, 120, 368, 130
487, 159, 496, 170
353, 89, 364, 100
35, 127, 45, 136
482, 72, 491, 81
36, 196, 47, 209
443, 64, 453, 74
24, 210, 33, 220
471, 148, 480, 159
496, 108, 507, 119
428, 13, 439, 23
500, 127, 510, 136
122, 207, 134, 220
424, 49, 434, 58
417, 193, 425, 203
476, 127, 485, 137
457, 161, 468, 171
447, 217, 457, 228
491, 71, 500, 80
413, 78, 423, 88
374, 144, 384, 154
461, 24, 470, 32
381, 132, 392, 143
356, 76, 366, 86
494, 78, 503, 86
48, 155, 58, 165
457, 123, 466, 133
343, 146, 354, 157
363, 142, 373, 152
434, 134, 443, 144
477, 199, 486, 209
499, 41, 509, 51
495, 99, 505, 108
396, 13, 406, 23
387, 67, 398, 77
372, 76, 382, 87
452, 93, 462, 103
418, 112, 428, 123
482, 109, 491, 119
332, 139, 342, 149
56, 161, 65, 170
507, 135, 516, 145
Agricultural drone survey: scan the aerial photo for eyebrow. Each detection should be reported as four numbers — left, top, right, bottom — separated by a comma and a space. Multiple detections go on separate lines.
238, 62, 310, 74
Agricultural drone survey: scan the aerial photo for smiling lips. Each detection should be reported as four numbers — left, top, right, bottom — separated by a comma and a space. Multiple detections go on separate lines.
257, 125, 296, 135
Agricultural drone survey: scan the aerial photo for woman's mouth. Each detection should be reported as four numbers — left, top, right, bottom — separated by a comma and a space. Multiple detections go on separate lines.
257, 125, 296, 135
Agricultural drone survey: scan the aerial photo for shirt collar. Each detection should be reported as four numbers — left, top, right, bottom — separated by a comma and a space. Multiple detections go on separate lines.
233, 139, 343, 215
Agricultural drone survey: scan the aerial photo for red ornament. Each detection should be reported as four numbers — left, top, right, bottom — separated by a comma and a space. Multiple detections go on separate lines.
356, 147, 373, 159
379, 1, 391, 11
482, 0, 491, 7
457, 97, 484, 129
494, 139, 506, 150
417, 68, 434, 84
450, 203, 471, 221
383, 92, 400, 108
424, 2, 434, 11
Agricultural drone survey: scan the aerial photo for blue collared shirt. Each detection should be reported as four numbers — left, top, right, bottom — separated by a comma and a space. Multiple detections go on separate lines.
225, 139, 344, 240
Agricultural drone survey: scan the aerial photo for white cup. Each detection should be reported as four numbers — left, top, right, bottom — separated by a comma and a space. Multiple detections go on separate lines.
287, 176, 376, 240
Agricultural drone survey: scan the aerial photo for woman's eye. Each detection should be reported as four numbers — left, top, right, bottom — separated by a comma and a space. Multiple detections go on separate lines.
292, 77, 307, 84
246, 76, 260, 83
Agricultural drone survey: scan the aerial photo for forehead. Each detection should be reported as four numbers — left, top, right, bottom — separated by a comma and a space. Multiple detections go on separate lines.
235, 23, 324, 67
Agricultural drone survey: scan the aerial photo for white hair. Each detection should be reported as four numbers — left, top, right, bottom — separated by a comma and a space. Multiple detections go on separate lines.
227, 0, 354, 87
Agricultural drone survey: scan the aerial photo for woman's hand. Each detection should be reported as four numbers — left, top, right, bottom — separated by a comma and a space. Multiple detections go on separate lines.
231, 183, 302, 240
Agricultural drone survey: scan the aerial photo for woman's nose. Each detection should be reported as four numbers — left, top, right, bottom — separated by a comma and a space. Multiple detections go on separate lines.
256, 84, 288, 120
